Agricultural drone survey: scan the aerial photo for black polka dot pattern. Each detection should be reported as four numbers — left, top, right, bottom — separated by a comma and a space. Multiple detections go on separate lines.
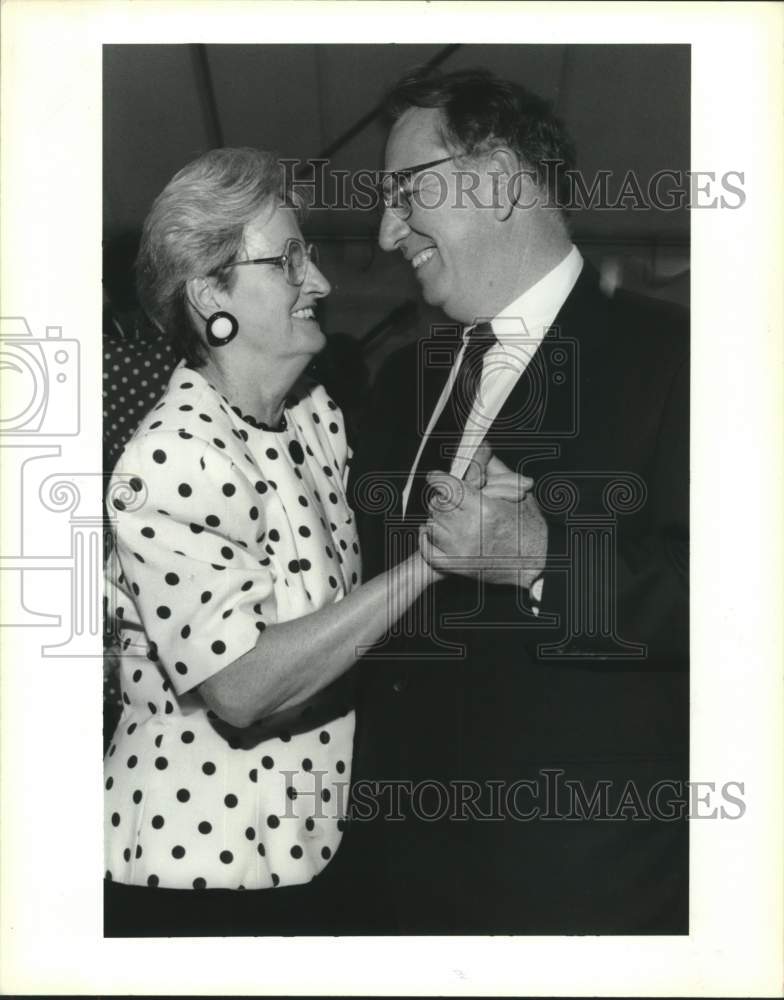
103, 331, 175, 475
104, 366, 358, 890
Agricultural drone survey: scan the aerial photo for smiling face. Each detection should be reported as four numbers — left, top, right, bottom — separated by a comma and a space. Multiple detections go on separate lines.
221, 204, 330, 366
379, 107, 503, 325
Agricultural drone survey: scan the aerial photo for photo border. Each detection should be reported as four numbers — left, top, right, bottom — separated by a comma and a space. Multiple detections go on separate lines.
1, 1, 782, 996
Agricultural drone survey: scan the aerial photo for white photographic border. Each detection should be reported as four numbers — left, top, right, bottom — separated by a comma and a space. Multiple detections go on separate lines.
1, 1, 782, 995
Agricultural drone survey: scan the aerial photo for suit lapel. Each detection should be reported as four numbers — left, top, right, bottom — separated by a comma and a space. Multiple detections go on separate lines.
489, 262, 609, 465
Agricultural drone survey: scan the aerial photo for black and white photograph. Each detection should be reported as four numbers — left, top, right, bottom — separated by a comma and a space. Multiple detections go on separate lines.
1, 2, 782, 996
102, 41, 692, 938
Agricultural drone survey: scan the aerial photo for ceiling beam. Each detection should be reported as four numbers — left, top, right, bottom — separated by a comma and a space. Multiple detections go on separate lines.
315, 43, 462, 161
190, 44, 224, 148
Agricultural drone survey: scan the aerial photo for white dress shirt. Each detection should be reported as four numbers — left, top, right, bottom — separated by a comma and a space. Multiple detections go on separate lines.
403, 244, 584, 509
402, 244, 584, 602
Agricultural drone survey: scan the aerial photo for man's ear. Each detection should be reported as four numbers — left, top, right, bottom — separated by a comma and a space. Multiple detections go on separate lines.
487, 147, 534, 222
184, 276, 224, 322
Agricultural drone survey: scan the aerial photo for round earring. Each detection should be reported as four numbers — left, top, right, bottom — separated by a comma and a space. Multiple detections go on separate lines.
206, 311, 239, 347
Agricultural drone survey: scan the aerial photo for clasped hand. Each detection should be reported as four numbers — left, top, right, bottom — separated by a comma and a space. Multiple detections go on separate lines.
418, 443, 548, 590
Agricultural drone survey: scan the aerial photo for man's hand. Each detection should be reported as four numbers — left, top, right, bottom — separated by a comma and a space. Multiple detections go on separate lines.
419, 468, 548, 589
463, 441, 534, 499
482, 453, 534, 501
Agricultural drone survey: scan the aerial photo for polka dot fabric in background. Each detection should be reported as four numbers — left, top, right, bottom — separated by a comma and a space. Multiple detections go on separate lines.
103, 322, 176, 742
103, 325, 176, 475
104, 362, 359, 890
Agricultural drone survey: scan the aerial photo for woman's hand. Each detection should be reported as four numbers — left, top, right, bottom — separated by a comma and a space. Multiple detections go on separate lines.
418, 523, 446, 581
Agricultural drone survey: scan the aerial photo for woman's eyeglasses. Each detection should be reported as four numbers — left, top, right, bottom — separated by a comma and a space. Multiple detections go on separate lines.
380, 156, 455, 221
220, 238, 319, 287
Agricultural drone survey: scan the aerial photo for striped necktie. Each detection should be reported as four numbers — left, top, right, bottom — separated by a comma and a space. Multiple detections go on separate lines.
405, 322, 496, 521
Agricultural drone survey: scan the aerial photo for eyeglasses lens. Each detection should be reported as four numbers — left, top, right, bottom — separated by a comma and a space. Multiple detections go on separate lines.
284, 240, 303, 285
381, 174, 410, 219
285, 241, 319, 286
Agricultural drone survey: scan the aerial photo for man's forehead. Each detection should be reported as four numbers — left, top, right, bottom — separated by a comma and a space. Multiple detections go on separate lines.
384, 107, 450, 172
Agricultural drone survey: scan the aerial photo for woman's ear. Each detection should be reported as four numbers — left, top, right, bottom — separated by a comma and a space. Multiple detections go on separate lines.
184, 276, 223, 322
487, 147, 528, 222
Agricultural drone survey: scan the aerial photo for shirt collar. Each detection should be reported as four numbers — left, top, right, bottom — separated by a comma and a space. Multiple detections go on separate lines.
485, 244, 584, 347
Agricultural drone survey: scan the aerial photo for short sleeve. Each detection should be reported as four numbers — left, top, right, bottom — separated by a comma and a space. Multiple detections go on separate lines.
296, 383, 352, 492
111, 430, 277, 695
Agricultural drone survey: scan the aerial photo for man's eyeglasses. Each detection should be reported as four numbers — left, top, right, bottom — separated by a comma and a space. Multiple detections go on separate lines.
380, 156, 455, 221
219, 238, 319, 287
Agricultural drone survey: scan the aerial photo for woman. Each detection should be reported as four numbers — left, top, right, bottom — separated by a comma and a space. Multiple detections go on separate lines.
103, 147, 443, 935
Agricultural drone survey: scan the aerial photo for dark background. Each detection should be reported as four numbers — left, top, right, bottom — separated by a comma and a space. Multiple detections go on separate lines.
103, 43, 690, 384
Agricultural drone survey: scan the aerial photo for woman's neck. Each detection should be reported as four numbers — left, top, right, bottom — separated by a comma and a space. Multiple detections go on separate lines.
200, 355, 304, 427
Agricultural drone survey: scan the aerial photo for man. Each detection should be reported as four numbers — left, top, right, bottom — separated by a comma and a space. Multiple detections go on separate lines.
348, 69, 688, 935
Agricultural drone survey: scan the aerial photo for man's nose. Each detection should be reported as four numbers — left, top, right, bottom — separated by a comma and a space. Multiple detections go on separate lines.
378, 207, 411, 253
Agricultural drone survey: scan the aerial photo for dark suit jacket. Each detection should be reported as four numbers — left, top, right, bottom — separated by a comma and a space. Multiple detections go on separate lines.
347, 262, 689, 934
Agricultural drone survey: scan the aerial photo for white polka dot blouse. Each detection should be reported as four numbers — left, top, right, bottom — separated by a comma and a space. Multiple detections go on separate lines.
104, 362, 361, 890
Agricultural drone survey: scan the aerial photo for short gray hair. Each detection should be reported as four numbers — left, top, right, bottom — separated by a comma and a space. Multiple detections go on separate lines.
136, 147, 295, 367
